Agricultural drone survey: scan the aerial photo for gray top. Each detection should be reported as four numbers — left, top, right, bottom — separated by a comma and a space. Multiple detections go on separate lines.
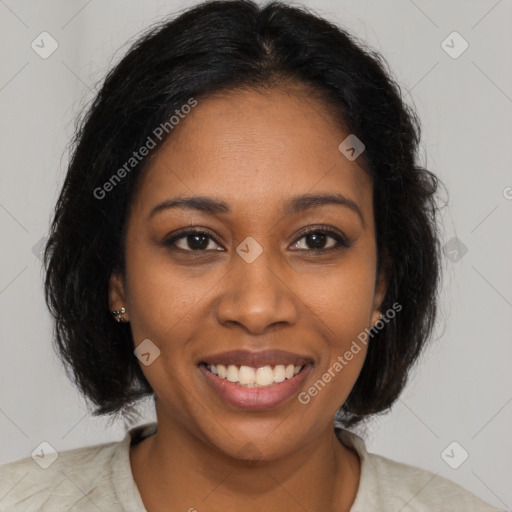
0, 422, 502, 511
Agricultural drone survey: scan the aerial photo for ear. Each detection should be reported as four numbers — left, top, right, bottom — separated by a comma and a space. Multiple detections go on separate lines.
108, 270, 129, 322
370, 267, 388, 327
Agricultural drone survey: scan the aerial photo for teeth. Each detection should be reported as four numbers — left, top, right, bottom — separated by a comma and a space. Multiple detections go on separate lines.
217, 364, 227, 379
273, 364, 285, 383
206, 363, 304, 387
255, 366, 274, 386
239, 365, 255, 385
226, 365, 238, 383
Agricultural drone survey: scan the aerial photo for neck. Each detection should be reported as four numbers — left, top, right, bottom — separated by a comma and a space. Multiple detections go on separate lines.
130, 413, 360, 512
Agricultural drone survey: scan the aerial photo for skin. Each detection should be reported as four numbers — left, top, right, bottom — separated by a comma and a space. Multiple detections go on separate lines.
109, 85, 387, 512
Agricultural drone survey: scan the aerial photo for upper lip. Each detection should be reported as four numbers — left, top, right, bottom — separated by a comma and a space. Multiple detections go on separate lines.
199, 349, 313, 368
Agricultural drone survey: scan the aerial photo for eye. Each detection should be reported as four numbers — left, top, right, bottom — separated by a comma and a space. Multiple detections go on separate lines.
163, 228, 224, 252
290, 226, 351, 253
163, 225, 351, 253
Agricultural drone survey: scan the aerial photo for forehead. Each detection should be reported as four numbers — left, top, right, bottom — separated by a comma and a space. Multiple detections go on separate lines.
133, 87, 373, 220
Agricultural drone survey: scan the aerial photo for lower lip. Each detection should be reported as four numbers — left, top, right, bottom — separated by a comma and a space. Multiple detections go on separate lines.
199, 364, 311, 410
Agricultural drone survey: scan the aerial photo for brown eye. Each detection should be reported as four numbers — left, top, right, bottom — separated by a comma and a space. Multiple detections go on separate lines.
290, 227, 351, 253
163, 229, 223, 252
163, 226, 351, 254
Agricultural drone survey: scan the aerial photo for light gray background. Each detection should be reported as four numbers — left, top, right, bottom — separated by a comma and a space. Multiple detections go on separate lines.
0, 0, 510, 508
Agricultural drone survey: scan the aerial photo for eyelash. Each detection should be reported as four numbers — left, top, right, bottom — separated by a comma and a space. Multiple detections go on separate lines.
162, 225, 351, 254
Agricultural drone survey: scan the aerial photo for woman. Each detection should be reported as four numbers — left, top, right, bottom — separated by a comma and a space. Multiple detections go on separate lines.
0, 1, 501, 510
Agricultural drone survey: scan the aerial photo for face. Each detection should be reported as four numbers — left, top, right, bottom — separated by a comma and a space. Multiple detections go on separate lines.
109, 86, 386, 460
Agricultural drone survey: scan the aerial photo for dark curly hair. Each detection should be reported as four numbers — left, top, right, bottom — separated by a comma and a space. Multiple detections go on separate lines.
44, 0, 445, 427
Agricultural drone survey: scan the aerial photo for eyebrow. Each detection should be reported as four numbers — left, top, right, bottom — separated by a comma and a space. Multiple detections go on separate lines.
148, 193, 365, 227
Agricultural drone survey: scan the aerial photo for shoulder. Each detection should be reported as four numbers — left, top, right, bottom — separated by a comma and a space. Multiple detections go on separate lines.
336, 429, 503, 512
0, 434, 134, 512
367, 452, 502, 511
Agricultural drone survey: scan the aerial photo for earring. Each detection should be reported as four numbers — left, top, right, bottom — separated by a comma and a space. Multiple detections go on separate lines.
111, 306, 127, 323
373, 310, 383, 328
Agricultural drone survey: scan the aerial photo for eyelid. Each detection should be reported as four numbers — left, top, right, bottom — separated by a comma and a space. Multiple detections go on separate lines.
163, 227, 224, 250
294, 224, 349, 244
291, 225, 351, 253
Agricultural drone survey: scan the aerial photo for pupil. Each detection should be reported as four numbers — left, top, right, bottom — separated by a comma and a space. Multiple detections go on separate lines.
308, 233, 326, 249
188, 234, 209, 250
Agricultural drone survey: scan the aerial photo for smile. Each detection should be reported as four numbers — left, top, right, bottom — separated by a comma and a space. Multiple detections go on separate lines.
204, 363, 304, 387
197, 349, 313, 410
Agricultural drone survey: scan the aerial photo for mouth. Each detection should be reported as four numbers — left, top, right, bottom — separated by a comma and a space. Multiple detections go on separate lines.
200, 362, 306, 388
198, 349, 313, 410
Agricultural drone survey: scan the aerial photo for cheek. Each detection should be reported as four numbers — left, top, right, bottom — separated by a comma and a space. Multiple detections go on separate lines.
120, 264, 199, 410
124, 240, 206, 338
295, 252, 375, 404
300, 249, 377, 339
123, 247, 202, 411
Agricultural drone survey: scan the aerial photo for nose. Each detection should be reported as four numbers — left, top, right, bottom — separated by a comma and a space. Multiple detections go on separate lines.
215, 249, 299, 334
